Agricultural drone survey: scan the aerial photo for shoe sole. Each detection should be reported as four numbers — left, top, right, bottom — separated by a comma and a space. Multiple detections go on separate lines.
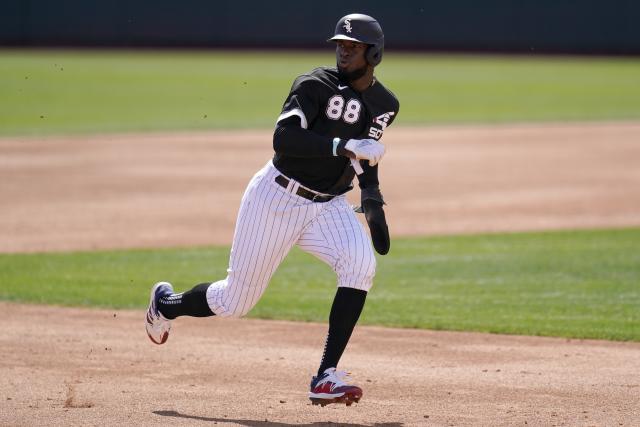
146, 282, 171, 345
310, 391, 362, 407
146, 312, 168, 345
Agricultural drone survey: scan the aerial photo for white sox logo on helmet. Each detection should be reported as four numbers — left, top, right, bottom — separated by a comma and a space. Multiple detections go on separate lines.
368, 111, 395, 139
343, 19, 352, 33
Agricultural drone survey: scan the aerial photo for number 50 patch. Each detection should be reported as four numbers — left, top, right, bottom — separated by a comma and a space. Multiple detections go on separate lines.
368, 111, 395, 139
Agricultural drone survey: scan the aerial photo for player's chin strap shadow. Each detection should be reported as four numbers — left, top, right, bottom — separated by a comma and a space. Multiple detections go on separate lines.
153, 410, 404, 427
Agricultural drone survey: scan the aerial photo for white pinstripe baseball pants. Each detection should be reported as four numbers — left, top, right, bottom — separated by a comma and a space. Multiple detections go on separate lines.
206, 161, 376, 317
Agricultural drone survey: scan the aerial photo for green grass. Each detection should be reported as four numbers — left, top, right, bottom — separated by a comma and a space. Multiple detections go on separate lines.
1, 50, 639, 135
1, 228, 638, 341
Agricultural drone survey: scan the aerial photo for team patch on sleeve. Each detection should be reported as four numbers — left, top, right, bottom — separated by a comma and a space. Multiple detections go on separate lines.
367, 111, 395, 139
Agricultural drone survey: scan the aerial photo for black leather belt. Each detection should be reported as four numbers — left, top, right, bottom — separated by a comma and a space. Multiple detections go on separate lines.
275, 175, 335, 203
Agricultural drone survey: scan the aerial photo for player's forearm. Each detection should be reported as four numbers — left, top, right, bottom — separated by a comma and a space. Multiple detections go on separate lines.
357, 162, 380, 189
273, 124, 342, 158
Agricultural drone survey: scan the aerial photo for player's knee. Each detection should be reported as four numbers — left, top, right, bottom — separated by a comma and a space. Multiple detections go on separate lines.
212, 300, 254, 318
225, 303, 253, 318
360, 251, 377, 290
206, 278, 261, 318
338, 246, 376, 291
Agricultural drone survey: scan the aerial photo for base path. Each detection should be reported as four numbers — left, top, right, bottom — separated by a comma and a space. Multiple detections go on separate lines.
1, 122, 639, 253
1, 303, 638, 427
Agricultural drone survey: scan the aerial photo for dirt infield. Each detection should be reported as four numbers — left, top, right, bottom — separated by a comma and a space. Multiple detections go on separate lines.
2, 122, 640, 253
1, 123, 640, 426
1, 303, 638, 427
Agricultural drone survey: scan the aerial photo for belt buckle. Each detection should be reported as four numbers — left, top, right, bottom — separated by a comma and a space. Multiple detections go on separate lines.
312, 193, 332, 202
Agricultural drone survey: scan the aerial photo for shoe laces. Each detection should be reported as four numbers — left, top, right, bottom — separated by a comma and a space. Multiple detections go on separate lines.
319, 368, 353, 389
153, 286, 173, 320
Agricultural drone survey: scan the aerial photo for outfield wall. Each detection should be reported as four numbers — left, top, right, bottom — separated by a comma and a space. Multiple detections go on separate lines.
2, 0, 639, 54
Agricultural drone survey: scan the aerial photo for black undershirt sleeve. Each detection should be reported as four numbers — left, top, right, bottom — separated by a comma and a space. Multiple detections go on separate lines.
273, 125, 332, 158
274, 115, 345, 158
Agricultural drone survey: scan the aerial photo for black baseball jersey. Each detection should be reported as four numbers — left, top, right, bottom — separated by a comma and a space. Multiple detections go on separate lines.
272, 66, 399, 194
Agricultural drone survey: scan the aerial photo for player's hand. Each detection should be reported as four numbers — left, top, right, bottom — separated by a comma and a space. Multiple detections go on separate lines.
344, 138, 385, 166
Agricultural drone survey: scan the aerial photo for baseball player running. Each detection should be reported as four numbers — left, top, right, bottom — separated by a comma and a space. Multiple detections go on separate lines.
146, 13, 399, 407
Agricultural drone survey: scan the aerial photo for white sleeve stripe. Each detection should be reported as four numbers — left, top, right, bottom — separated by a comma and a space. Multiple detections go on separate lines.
276, 108, 308, 129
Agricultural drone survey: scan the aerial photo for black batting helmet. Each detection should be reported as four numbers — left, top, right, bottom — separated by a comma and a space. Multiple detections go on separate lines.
328, 13, 384, 66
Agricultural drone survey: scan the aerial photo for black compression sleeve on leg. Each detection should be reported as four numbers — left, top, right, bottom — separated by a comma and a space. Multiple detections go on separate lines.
158, 283, 215, 319
317, 287, 367, 376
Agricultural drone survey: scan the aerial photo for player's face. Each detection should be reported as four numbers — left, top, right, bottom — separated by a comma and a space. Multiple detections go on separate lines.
336, 40, 368, 78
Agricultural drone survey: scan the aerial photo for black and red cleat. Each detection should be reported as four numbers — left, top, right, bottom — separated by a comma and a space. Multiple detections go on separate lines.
309, 368, 363, 407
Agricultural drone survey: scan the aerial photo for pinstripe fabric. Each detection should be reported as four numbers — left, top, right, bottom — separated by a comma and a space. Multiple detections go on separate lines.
206, 161, 376, 317
298, 199, 375, 291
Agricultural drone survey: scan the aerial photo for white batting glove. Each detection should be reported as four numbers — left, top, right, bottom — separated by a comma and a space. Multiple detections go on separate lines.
344, 138, 386, 166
